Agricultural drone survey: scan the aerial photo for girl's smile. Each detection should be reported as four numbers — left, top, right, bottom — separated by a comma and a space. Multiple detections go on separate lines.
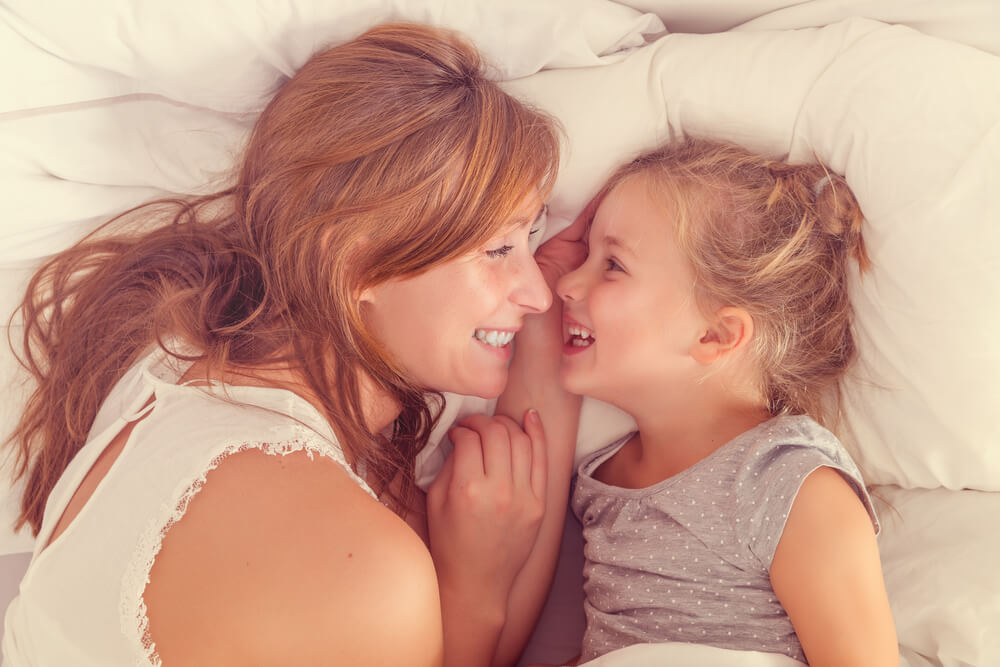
556, 175, 708, 411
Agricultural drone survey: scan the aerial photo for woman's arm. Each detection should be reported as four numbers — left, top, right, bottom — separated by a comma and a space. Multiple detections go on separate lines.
489, 285, 581, 666
425, 213, 588, 667
426, 415, 548, 667
770, 466, 898, 666
489, 215, 588, 666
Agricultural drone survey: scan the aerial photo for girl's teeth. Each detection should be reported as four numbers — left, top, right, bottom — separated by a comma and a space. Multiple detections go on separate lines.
567, 325, 594, 340
475, 329, 515, 347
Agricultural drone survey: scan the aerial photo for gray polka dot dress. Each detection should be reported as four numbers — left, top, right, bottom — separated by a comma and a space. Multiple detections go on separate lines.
571, 414, 878, 664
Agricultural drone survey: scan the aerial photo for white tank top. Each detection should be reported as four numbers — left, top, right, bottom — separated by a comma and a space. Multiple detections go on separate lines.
2, 347, 376, 666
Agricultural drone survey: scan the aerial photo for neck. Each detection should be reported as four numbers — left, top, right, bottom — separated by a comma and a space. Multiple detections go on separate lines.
355, 371, 404, 435
182, 356, 403, 436
625, 378, 770, 478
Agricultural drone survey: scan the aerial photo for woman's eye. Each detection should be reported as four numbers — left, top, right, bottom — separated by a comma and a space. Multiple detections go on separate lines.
486, 244, 514, 259
606, 257, 625, 272
528, 204, 548, 238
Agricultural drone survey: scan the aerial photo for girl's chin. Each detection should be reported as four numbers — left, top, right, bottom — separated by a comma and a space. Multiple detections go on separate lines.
559, 366, 588, 396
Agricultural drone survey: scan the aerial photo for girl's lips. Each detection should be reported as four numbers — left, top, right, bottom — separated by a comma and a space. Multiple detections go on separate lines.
563, 314, 595, 356
562, 339, 592, 356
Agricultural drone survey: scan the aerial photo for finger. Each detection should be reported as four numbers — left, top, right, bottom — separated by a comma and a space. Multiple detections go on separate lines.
448, 426, 486, 480
426, 445, 456, 510
491, 415, 533, 489
458, 415, 513, 482
522, 409, 549, 500
559, 193, 602, 241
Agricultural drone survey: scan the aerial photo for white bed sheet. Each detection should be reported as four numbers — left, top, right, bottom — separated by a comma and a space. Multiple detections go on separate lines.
1, 2, 997, 665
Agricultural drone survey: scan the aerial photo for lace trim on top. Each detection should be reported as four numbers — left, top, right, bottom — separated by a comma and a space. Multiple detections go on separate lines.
121, 423, 376, 666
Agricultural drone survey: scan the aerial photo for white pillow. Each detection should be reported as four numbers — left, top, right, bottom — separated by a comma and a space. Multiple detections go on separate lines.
612, 0, 1000, 56
503, 18, 1000, 491
1, 0, 663, 114
875, 485, 1000, 666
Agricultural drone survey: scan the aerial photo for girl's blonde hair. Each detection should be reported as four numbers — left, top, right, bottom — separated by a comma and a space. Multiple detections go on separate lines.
7, 23, 560, 534
603, 138, 868, 425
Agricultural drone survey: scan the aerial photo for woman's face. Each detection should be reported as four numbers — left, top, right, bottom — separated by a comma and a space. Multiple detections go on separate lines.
362, 191, 551, 399
556, 176, 706, 408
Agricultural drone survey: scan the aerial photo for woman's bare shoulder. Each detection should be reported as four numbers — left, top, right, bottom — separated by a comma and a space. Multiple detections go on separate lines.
143, 446, 443, 666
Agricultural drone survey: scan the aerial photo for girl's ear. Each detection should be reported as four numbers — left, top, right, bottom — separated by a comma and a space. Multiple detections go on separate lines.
690, 306, 754, 365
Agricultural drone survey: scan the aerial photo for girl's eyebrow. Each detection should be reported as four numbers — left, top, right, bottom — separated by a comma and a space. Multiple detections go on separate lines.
604, 234, 636, 256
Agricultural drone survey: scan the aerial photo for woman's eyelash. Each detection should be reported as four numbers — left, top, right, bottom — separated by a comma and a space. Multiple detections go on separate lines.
606, 257, 624, 272
486, 245, 514, 259
528, 205, 548, 236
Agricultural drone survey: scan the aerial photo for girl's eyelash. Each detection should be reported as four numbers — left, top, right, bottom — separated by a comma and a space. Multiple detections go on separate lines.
606, 257, 625, 272
486, 245, 514, 259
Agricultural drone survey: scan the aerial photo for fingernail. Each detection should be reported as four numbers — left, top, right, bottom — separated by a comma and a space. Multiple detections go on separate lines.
528, 409, 540, 423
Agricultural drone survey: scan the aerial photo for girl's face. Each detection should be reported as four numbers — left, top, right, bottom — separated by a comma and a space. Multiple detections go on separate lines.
557, 176, 707, 406
362, 192, 551, 399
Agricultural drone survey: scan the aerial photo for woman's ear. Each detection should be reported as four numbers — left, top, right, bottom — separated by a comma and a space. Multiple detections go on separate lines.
690, 306, 754, 365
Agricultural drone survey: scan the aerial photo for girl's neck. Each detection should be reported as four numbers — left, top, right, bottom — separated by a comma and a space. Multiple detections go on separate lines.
615, 392, 770, 486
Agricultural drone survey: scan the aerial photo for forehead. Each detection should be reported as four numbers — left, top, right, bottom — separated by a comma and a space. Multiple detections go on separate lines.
590, 175, 671, 246
511, 188, 544, 223
492, 188, 546, 237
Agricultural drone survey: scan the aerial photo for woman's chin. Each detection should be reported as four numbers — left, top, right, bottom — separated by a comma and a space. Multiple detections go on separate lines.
457, 369, 508, 401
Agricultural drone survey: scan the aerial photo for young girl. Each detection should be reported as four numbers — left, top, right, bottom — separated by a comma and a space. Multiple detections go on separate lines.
545, 139, 898, 665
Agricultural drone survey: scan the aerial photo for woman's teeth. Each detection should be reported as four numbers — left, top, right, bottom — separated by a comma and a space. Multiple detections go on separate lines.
568, 325, 595, 347
475, 329, 515, 347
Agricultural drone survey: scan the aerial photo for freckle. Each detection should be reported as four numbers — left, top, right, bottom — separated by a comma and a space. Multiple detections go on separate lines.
347, 553, 353, 559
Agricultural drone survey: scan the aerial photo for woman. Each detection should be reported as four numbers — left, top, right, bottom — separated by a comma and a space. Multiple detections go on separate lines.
3, 23, 577, 666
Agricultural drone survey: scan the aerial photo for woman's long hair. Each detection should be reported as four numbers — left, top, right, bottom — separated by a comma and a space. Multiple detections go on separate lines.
7, 23, 560, 535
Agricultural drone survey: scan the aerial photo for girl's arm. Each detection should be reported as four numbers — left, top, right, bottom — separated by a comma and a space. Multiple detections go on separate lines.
770, 466, 898, 666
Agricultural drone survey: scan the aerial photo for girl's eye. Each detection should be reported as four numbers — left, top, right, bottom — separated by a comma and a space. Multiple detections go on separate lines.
486, 244, 514, 259
606, 257, 625, 272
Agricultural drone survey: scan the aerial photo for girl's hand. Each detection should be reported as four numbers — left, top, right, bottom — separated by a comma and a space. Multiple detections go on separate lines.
426, 411, 548, 615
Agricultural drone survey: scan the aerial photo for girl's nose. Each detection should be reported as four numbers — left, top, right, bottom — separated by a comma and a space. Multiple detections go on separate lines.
556, 265, 585, 303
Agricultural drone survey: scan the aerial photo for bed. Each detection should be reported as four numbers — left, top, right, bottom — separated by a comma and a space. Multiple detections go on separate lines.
1, 2, 998, 665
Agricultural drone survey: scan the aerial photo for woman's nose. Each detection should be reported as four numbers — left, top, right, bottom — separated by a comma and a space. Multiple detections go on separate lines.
511, 253, 553, 313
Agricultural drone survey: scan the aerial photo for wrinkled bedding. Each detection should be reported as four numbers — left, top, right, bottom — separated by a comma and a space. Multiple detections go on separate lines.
1, 2, 997, 665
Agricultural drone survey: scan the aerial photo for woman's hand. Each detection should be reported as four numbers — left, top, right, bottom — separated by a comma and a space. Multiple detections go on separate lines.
426, 411, 548, 665
533, 201, 593, 287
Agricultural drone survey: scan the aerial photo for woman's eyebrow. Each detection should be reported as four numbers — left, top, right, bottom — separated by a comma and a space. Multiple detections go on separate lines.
509, 204, 548, 229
